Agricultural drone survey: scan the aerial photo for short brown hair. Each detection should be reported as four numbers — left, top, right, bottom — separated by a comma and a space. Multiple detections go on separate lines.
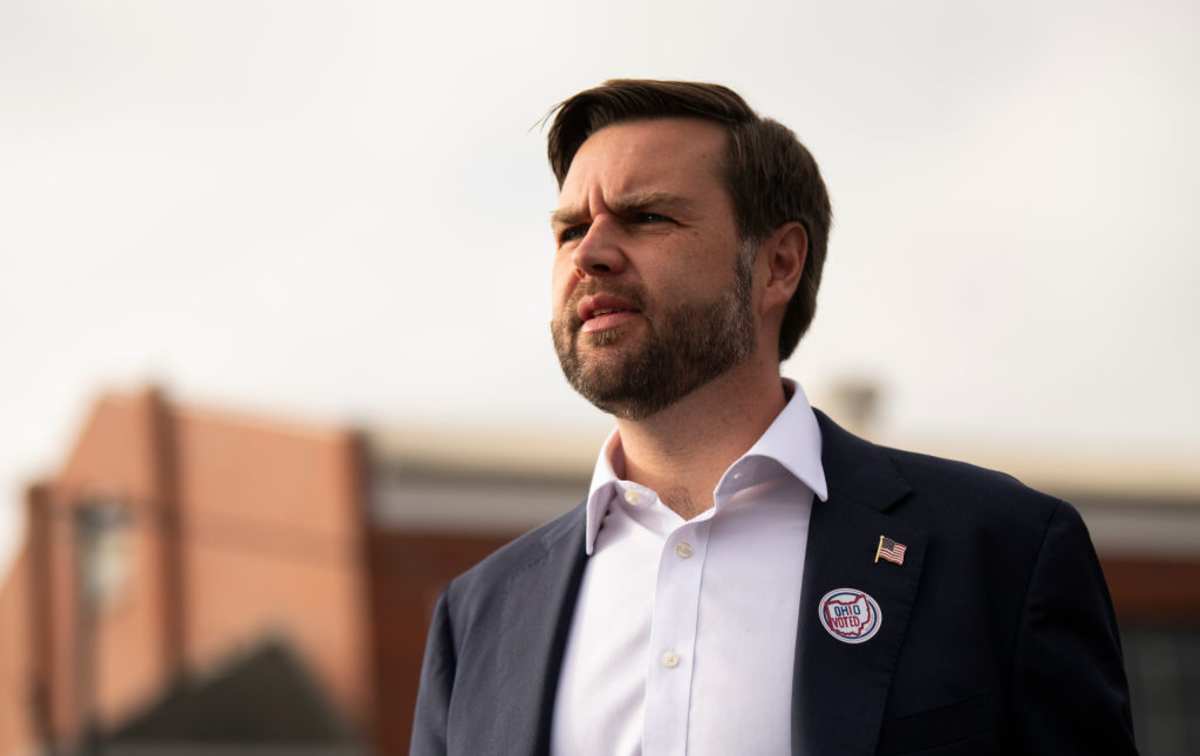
546, 79, 832, 361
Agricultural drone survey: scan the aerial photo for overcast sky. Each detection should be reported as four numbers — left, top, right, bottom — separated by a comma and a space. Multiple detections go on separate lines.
2, 0, 1198, 575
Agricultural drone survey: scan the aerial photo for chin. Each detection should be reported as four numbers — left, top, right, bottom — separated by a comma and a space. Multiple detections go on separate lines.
581, 318, 648, 348
581, 329, 629, 348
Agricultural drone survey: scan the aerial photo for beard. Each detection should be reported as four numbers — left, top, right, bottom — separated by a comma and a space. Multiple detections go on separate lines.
551, 248, 756, 420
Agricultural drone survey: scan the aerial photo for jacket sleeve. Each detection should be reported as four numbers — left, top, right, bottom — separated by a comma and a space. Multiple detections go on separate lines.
1008, 499, 1139, 754
411, 590, 456, 756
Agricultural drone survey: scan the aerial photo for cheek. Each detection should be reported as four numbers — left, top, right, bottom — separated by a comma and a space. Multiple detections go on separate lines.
550, 258, 575, 311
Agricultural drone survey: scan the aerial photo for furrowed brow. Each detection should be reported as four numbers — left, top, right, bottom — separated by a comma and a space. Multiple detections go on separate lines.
608, 191, 695, 217
550, 192, 695, 228
550, 206, 588, 229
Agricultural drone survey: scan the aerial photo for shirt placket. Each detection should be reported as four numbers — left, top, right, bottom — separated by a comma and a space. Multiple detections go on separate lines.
642, 515, 712, 756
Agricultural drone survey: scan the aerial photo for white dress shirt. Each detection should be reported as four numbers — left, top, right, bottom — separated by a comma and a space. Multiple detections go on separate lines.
550, 380, 828, 756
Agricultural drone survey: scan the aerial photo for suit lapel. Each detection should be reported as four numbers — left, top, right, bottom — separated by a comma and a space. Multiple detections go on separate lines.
489, 504, 588, 756
793, 412, 927, 756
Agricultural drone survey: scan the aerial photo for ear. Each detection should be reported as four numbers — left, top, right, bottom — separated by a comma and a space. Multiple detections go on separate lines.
759, 221, 808, 316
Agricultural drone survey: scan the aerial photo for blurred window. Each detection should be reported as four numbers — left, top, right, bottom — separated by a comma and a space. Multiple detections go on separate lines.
1122, 625, 1200, 756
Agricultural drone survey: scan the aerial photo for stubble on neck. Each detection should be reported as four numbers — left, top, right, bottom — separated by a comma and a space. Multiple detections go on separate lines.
616, 357, 788, 520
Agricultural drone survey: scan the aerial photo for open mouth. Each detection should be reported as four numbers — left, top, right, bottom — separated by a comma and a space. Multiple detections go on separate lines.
578, 295, 642, 333
581, 308, 640, 333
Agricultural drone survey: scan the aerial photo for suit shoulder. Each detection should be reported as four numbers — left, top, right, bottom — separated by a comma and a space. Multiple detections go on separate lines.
444, 502, 584, 607
815, 409, 1067, 535
879, 443, 1069, 538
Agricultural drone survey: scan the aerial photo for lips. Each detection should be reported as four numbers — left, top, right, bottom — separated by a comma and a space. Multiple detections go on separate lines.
573, 293, 643, 335
578, 294, 641, 324
582, 310, 640, 333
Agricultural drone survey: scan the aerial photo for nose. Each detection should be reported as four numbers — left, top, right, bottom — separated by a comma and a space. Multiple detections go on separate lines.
571, 214, 627, 278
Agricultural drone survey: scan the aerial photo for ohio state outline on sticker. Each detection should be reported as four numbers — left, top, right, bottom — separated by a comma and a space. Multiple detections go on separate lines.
818, 588, 883, 644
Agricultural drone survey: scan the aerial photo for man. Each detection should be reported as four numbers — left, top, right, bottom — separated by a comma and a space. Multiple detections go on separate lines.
411, 80, 1137, 755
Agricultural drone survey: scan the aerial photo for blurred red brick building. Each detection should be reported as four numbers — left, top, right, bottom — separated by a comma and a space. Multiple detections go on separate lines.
0, 388, 569, 755
0, 389, 376, 754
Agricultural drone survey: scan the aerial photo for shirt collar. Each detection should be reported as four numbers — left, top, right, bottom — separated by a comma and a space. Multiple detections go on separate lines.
583, 378, 828, 554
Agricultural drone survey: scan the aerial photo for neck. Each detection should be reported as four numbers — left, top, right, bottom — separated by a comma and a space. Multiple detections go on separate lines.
615, 353, 787, 520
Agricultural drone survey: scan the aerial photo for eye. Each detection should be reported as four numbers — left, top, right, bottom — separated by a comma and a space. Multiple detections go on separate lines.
634, 212, 671, 224
558, 225, 588, 245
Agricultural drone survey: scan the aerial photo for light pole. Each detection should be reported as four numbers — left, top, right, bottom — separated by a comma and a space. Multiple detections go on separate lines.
73, 500, 132, 756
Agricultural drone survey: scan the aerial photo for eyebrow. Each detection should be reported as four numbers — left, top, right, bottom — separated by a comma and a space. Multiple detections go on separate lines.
550, 191, 697, 228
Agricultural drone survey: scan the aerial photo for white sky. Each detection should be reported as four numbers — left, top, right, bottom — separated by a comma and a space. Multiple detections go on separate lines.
2, 0, 1198, 575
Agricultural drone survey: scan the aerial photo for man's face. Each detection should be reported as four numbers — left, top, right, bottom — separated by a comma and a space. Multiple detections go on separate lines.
550, 118, 757, 420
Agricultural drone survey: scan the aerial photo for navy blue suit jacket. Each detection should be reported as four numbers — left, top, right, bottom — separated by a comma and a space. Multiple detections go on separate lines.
411, 410, 1138, 755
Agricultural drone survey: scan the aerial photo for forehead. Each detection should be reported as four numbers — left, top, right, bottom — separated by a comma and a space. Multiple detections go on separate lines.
558, 118, 729, 204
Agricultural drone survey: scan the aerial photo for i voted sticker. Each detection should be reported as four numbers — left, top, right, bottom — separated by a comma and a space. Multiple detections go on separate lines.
818, 588, 883, 644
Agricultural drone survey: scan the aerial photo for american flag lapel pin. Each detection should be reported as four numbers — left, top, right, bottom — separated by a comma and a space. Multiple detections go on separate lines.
874, 535, 907, 566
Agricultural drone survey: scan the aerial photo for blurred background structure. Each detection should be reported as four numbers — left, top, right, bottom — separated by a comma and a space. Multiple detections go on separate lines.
2, 1, 1198, 754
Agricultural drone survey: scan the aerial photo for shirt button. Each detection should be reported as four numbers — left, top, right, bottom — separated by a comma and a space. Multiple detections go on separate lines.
674, 542, 694, 559
623, 489, 641, 505
661, 650, 681, 669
